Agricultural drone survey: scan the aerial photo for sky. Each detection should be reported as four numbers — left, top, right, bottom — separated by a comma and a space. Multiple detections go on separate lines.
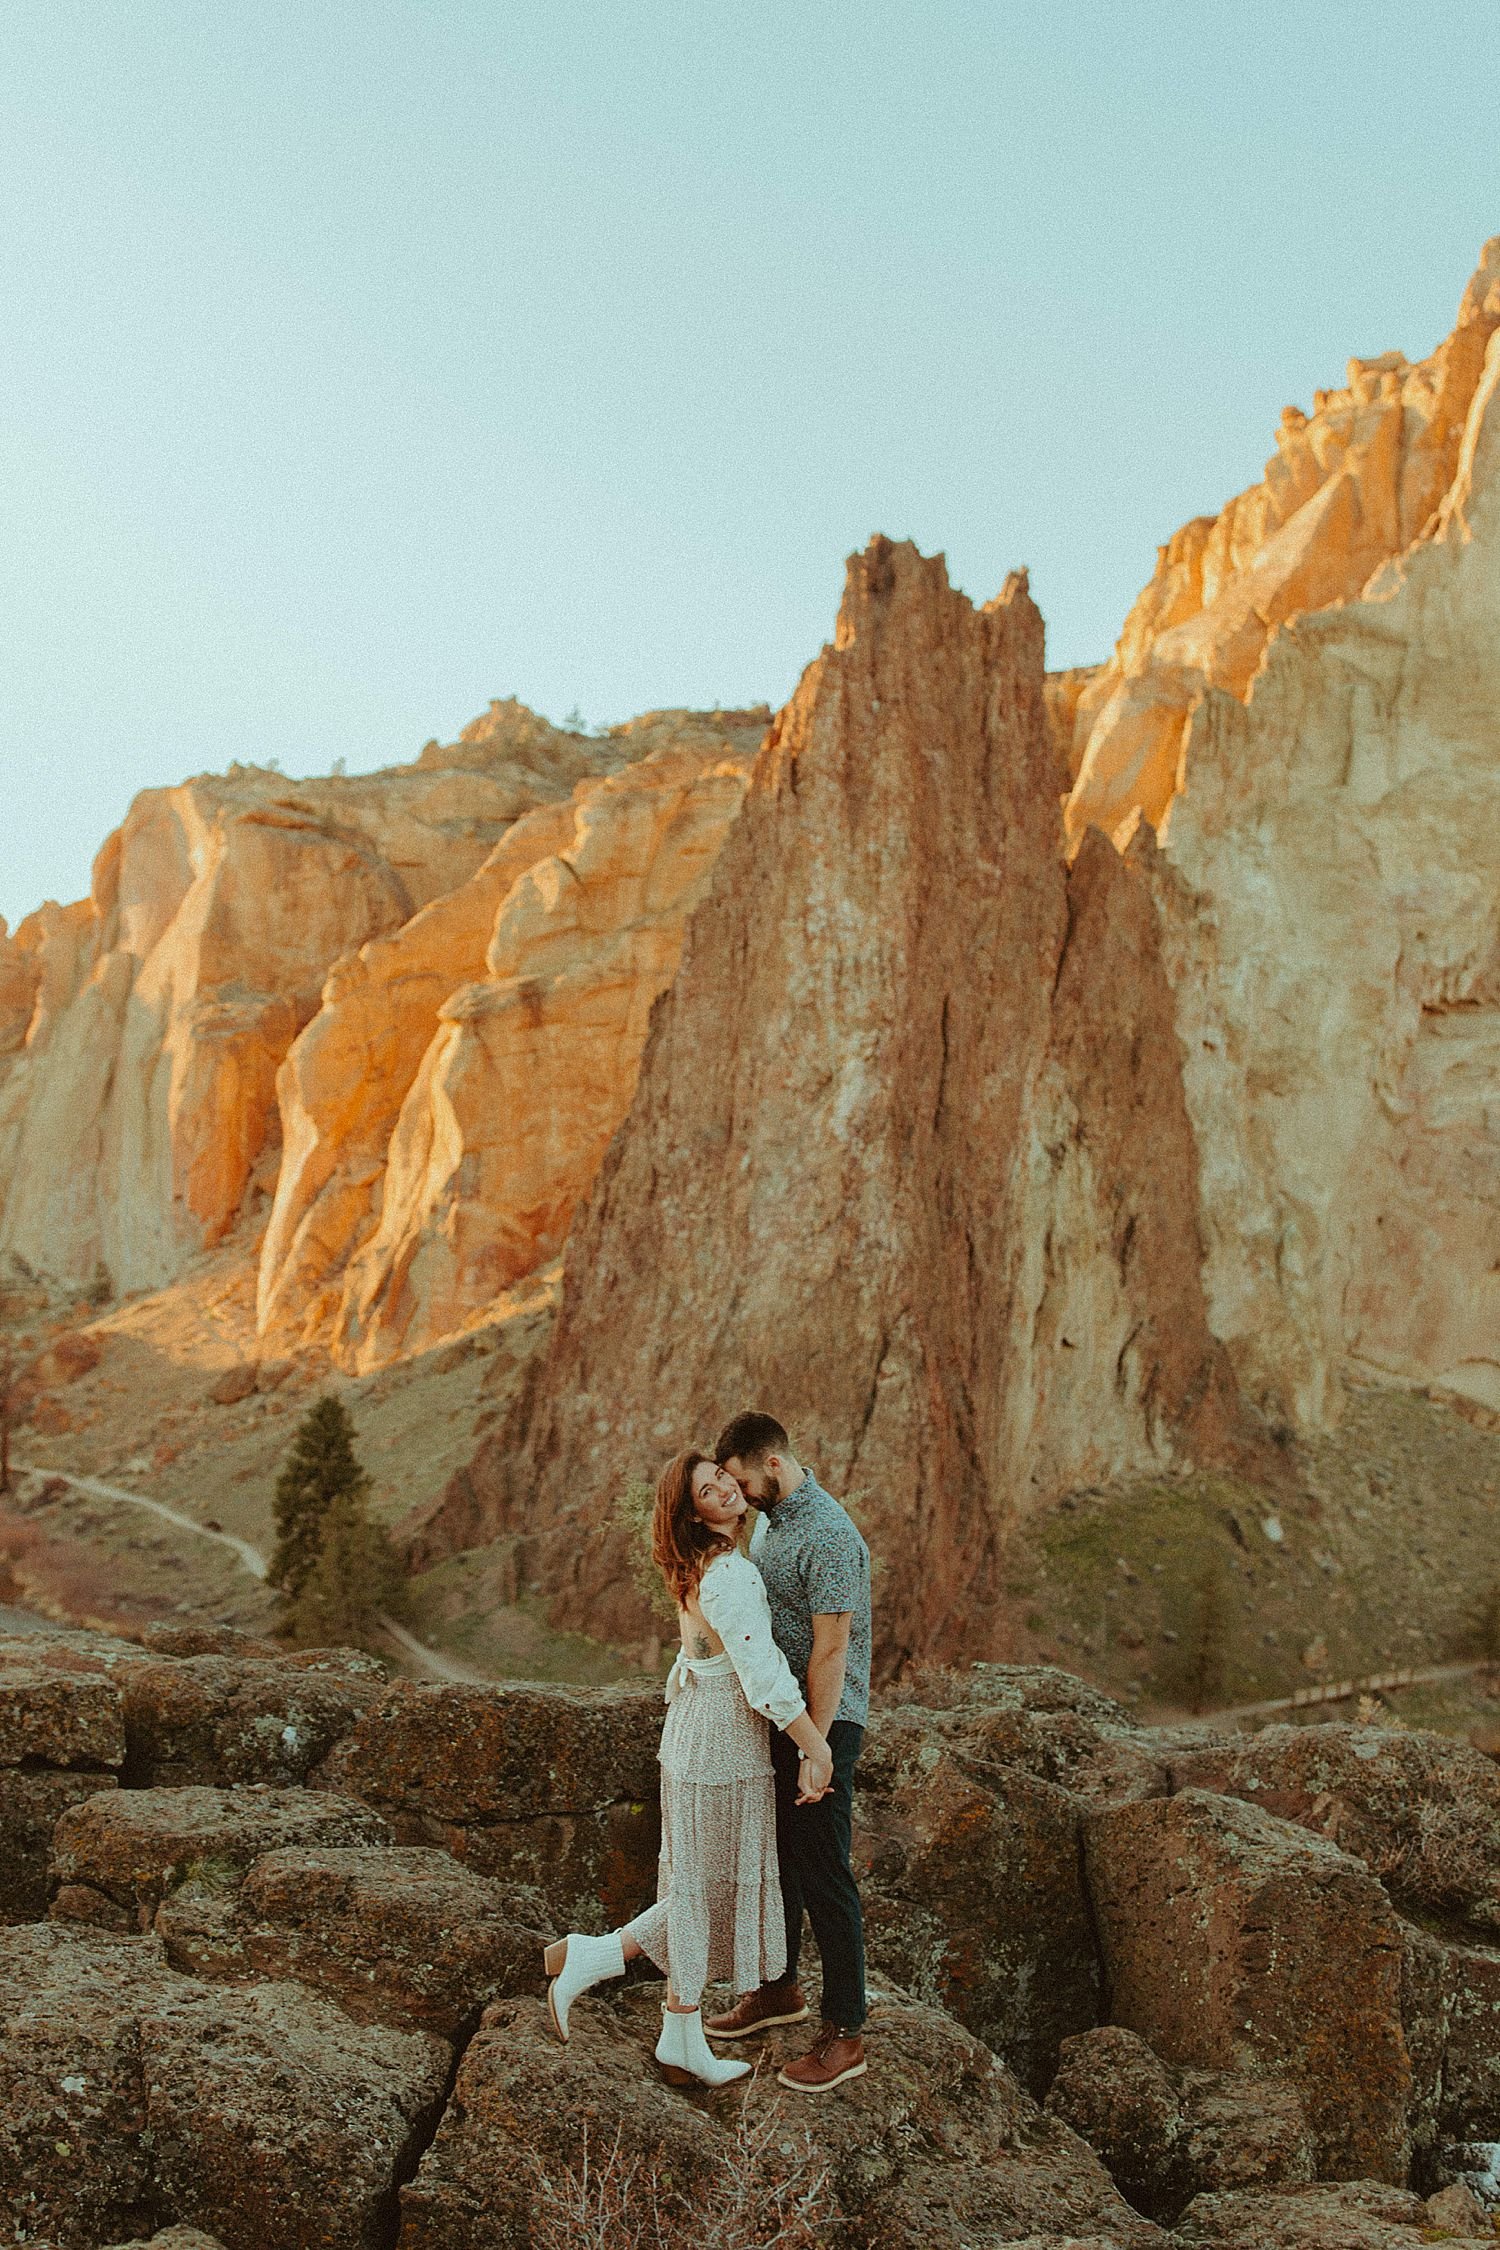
0, 2, 1496, 928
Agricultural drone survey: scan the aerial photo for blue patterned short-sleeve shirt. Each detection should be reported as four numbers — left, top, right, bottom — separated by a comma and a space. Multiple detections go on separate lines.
749, 1471, 871, 1727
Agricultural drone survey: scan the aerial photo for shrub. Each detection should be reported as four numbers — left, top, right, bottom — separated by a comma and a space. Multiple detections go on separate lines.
524, 2102, 838, 2250
613, 1476, 676, 1627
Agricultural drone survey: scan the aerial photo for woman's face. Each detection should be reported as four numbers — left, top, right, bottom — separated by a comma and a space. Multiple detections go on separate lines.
690, 1458, 747, 1530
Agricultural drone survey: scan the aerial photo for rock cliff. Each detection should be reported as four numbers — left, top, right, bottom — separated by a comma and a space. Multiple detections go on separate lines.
0, 704, 762, 1371
1064, 240, 1500, 848
0, 705, 618, 1297
448, 538, 1256, 1664
1150, 297, 1500, 1425
315, 719, 758, 1370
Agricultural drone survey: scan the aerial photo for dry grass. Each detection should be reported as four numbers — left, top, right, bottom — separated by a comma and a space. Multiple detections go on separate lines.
524, 2101, 840, 2250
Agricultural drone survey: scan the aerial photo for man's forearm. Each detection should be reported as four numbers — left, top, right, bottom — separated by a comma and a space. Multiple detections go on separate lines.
806, 1647, 847, 1740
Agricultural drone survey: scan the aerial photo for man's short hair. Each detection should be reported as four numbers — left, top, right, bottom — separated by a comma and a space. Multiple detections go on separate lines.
715, 1410, 790, 1467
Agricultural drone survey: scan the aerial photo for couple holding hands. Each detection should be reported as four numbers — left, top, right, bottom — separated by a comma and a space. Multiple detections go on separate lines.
543, 1410, 872, 2093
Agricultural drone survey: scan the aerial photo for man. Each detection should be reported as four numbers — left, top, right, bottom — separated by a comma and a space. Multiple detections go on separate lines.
706, 1409, 871, 2092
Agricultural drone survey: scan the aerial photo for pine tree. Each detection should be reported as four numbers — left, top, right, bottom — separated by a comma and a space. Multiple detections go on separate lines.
283, 1485, 410, 1652
270, 1395, 370, 1599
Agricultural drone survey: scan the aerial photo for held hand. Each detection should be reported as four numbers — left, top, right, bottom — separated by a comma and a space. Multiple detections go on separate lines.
796, 1749, 834, 1804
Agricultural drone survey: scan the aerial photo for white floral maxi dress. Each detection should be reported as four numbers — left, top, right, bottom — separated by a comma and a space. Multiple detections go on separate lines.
623, 1549, 806, 2007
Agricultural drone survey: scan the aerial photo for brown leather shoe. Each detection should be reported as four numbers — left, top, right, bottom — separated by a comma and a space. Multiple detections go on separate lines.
704, 1980, 809, 2040
777, 2022, 867, 2092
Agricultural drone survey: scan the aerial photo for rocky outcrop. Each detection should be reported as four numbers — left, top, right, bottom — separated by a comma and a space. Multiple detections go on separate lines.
311, 1679, 661, 1925
0, 1921, 448, 2250
1047, 2026, 1315, 2222
159, 1844, 547, 2038
1085, 1789, 1412, 2183
1167, 1722, 1500, 1937
1065, 241, 1500, 848
1149, 281, 1500, 1425
450, 536, 1255, 1665
251, 794, 583, 1350
0, 705, 617, 1298
3, 1629, 1500, 2244
49, 1783, 392, 1926
255, 709, 763, 1367
400, 1985, 1164, 2250
325, 724, 759, 1370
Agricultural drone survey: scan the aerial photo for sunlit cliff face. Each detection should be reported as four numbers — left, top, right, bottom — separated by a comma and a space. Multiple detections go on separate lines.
1064, 238, 1500, 851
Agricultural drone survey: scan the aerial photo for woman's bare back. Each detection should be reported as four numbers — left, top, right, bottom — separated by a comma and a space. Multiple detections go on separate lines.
679, 1589, 724, 1661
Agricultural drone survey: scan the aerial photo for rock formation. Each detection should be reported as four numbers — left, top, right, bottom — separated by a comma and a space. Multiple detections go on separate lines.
0, 703, 762, 1370
1064, 240, 1500, 847
2, 1622, 1498, 2245
0, 705, 618, 1297
1149, 285, 1500, 1425
445, 536, 1255, 1663
296, 718, 759, 1370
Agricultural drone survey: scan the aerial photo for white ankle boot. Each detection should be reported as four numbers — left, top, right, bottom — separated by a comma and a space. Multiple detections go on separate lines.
655, 2004, 751, 2087
543, 1930, 626, 2040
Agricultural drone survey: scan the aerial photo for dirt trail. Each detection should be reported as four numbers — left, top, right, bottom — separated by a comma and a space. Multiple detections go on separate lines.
9, 1460, 495, 1688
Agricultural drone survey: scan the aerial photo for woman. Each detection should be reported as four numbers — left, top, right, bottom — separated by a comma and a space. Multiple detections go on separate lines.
543, 1449, 834, 2086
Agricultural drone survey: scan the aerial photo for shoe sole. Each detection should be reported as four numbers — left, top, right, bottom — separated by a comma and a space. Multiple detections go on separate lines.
776, 2060, 867, 2093
707, 2005, 810, 2040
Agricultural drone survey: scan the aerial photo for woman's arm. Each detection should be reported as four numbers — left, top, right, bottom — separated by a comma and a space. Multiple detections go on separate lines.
699, 1556, 832, 1785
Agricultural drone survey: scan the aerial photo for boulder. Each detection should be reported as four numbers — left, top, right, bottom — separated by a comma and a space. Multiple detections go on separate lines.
0, 1662, 125, 1768
49, 1784, 390, 1924
140, 1978, 448, 2250
1173, 2179, 1449, 2247
0, 1767, 117, 1921
135, 1624, 284, 1660
1084, 1789, 1411, 2183
855, 1709, 1100, 2091
103, 2231, 230, 2250
1168, 1722, 1500, 1935
119, 1654, 385, 1787
159, 1845, 546, 2037
0, 1923, 171, 2247
0, 1920, 448, 2250
1440, 1939, 1500, 2142
398, 1984, 1164, 2249
208, 1364, 259, 1406
883, 1663, 1166, 1803
312, 1683, 660, 1925
1045, 2024, 1313, 2222
1399, 1918, 1453, 2174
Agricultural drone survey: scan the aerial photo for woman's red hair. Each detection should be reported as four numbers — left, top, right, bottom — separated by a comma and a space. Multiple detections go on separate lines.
652, 1449, 734, 1608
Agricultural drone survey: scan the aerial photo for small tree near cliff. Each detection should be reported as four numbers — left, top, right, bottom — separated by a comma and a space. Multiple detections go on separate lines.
272, 1395, 409, 1651
283, 1485, 410, 1652
271, 1396, 370, 1599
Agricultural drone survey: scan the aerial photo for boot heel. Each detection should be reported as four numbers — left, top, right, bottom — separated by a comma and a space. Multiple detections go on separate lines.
543, 1939, 567, 1977
657, 2063, 694, 2085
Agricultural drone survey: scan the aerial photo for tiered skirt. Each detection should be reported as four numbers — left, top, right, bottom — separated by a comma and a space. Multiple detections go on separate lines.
623, 1657, 786, 2006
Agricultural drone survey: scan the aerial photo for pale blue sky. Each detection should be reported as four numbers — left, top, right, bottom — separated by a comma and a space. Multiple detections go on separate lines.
1, 1, 1495, 927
